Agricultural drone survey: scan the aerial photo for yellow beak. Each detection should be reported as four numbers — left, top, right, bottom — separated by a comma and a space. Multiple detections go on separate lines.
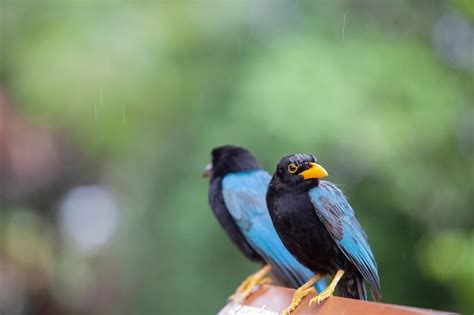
300, 162, 329, 180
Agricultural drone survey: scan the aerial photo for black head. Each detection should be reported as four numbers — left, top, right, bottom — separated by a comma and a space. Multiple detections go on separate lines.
203, 145, 261, 179
271, 153, 328, 190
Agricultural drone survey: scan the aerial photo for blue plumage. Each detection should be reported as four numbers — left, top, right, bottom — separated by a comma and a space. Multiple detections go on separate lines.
222, 170, 326, 291
308, 181, 381, 300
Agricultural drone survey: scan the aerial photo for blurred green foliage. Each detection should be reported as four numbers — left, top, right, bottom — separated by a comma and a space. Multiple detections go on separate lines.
1, 1, 473, 314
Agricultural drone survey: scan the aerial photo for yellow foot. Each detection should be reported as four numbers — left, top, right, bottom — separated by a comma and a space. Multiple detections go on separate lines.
309, 269, 345, 306
282, 287, 316, 315
281, 274, 322, 315
229, 276, 272, 302
309, 287, 334, 306
228, 265, 272, 303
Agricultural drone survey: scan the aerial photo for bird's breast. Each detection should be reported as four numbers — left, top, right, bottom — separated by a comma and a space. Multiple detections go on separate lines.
268, 191, 344, 274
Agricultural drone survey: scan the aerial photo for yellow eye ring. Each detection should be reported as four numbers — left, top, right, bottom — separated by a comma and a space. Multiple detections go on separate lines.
288, 163, 298, 173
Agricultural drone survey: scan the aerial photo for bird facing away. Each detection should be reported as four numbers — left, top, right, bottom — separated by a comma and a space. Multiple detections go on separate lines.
266, 153, 381, 314
204, 146, 325, 302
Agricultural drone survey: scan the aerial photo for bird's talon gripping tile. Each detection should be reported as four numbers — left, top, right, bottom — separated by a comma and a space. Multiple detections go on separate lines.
282, 274, 321, 315
229, 264, 273, 303
309, 289, 333, 306
257, 276, 272, 286
309, 269, 344, 306
229, 277, 252, 302
237, 275, 254, 292
282, 286, 316, 315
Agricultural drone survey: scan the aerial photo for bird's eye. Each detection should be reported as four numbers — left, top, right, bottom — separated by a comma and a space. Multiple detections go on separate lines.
288, 163, 298, 173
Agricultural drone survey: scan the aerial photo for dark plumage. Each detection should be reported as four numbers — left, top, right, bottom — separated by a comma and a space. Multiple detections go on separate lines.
266, 153, 381, 302
207, 146, 264, 264
205, 146, 324, 295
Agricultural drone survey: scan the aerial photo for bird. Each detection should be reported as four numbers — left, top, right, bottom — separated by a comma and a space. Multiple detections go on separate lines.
204, 146, 326, 302
266, 153, 381, 314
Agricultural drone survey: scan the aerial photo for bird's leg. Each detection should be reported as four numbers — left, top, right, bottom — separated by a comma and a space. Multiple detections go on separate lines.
309, 269, 345, 306
282, 274, 322, 315
229, 264, 272, 303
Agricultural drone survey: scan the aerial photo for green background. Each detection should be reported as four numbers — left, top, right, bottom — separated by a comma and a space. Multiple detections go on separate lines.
0, 1, 473, 314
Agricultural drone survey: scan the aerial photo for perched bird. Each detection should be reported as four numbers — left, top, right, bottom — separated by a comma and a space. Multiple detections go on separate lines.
204, 146, 325, 301
266, 154, 381, 314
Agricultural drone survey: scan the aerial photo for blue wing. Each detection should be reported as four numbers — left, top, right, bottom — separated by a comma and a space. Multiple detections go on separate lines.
222, 170, 325, 291
308, 181, 381, 299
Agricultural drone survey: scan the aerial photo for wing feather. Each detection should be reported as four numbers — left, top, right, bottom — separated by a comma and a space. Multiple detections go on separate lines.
308, 181, 381, 300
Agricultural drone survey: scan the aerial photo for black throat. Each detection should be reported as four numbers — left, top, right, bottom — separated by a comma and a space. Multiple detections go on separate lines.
269, 174, 320, 195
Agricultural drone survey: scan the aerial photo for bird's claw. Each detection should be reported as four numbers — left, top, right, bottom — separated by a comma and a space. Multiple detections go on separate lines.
282, 287, 315, 315
309, 288, 334, 306
258, 276, 272, 286
228, 274, 272, 303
